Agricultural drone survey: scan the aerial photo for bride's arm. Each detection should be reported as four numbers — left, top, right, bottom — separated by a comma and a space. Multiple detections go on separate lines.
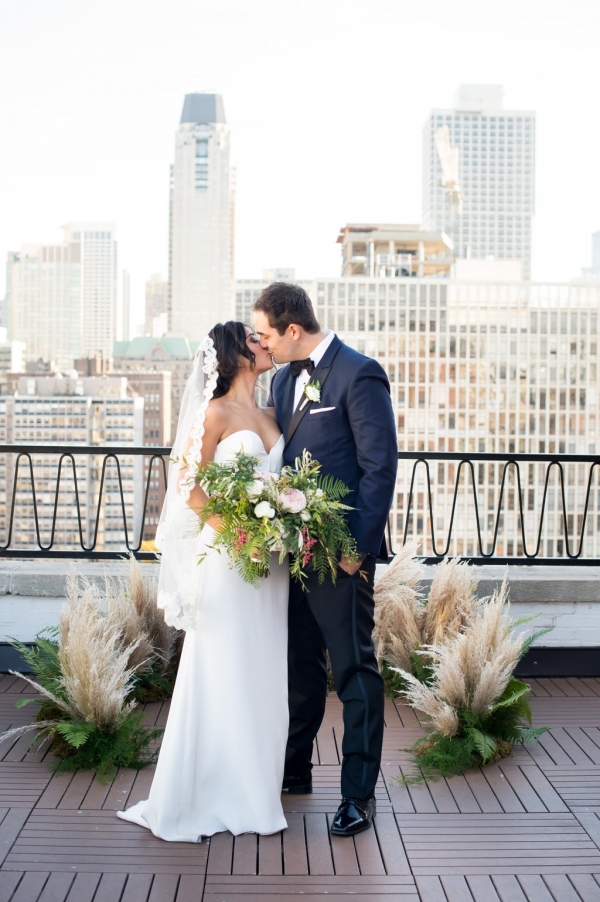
181, 403, 226, 527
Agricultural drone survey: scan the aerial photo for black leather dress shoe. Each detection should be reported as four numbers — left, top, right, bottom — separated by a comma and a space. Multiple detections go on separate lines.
282, 773, 313, 794
330, 796, 376, 836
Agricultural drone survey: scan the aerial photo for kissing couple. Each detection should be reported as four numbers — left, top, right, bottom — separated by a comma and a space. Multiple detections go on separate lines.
118, 281, 398, 840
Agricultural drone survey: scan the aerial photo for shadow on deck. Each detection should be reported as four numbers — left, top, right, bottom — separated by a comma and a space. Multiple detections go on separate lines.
1, 676, 600, 900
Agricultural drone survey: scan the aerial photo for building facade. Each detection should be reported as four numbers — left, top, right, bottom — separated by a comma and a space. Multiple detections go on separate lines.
6, 224, 118, 369
0, 375, 143, 552
169, 94, 235, 341
236, 273, 600, 559
423, 85, 535, 280
145, 273, 170, 336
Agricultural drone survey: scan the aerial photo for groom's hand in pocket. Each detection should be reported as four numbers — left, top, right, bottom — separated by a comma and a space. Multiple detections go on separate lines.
338, 553, 366, 576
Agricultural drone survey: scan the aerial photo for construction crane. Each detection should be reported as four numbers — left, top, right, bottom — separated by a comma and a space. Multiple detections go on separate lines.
435, 126, 463, 246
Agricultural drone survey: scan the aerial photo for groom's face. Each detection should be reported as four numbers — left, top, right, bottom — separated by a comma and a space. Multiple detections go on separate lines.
253, 311, 299, 364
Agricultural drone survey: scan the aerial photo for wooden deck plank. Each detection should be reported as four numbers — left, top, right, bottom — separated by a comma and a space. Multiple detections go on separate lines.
497, 766, 549, 813
479, 765, 525, 813
258, 831, 283, 876
462, 769, 504, 812
375, 813, 411, 876
353, 822, 386, 875
232, 833, 257, 876
440, 875, 478, 901
0, 871, 22, 902
326, 816, 359, 876
304, 813, 334, 876
516, 874, 558, 901
488, 874, 529, 900
120, 873, 153, 902
90, 874, 128, 902
282, 813, 308, 876
102, 767, 138, 811
414, 876, 448, 901
543, 873, 585, 901
568, 874, 600, 901
467, 875, 504, 901
9, 872, 49, 902
37, 872, 75, 902
147, 874, 181, 902
206, 831, 233, 875
35, 772, 76, 810
61, 872, 101, 902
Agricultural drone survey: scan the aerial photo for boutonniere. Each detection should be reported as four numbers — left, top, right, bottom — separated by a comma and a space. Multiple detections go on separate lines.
299, 379, 321, 411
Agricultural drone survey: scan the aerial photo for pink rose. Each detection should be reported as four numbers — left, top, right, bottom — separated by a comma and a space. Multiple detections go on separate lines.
278, 487, 307, 513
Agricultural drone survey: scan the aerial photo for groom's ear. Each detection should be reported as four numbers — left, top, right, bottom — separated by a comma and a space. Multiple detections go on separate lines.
288, 324, 302, 341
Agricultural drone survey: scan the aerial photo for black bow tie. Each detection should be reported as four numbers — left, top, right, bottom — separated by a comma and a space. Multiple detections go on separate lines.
290, 358, 315, 378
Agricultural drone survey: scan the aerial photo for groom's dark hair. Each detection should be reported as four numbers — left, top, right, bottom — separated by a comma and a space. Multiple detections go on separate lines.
254, 282, 320, 335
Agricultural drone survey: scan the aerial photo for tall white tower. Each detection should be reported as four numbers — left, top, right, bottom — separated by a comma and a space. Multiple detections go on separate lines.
63, 223, 118, 358
169, 94, 235, 340
423, 85, 535, 280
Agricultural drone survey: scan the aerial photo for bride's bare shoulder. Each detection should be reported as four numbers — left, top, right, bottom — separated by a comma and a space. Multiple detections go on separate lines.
262, 407, 278, 420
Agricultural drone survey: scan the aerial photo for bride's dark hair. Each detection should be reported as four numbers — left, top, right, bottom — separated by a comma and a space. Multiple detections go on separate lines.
208, 321, 256, 399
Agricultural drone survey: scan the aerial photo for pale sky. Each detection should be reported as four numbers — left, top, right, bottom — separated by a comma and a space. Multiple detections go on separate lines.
1, 0, 600, 327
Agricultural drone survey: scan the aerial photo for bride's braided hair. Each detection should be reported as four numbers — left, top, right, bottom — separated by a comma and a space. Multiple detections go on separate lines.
208, 321, 256, 399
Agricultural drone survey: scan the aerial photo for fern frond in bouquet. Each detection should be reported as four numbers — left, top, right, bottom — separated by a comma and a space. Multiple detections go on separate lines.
193, 449, 358, 587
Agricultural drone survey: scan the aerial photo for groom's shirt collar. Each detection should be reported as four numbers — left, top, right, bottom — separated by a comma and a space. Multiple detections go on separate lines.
292, 330, 336, 409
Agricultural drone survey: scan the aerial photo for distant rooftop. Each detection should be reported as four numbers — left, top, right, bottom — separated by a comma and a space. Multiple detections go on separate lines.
455, 84, 504, 111
180, 93, 226, 125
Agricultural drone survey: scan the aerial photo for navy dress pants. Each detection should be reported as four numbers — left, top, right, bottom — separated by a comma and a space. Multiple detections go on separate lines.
284, 555, 384, 801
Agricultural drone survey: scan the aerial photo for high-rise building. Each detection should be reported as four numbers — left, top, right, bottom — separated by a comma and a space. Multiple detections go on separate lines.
0, 374, 143, 552
236, 266, 600, 559
5, 239, 81, 370
169, 93, 235, 340
337, 224, 453, 278
121, 270, 131, 341
423, 85, 535, 280
145, 273, 170, 336
63, 224, 118, 358
6, 224, 118, 368
582, 231, 600, 280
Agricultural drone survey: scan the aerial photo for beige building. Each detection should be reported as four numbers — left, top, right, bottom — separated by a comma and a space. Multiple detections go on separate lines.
113, 335, 197, 443
337, 224, 453, 279
145, 273, 170, 336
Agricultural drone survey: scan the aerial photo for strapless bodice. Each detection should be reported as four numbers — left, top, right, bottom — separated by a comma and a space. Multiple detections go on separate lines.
213, 430, 284, 473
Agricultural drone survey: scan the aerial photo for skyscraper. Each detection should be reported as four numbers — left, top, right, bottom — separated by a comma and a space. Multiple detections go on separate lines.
423, 85, 535, 279
63, 223, 118, 358
6, 224, 118, 368
169, 93, 235, 340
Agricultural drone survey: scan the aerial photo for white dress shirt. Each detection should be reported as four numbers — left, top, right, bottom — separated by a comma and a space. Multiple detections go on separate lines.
292, 330, 336, 410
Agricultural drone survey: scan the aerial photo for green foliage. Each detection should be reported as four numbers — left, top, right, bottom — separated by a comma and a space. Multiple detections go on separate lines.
45, 711, 162, 782
399, 677, 548, 784
196, 448, 357, 588
130, 658, 178, 704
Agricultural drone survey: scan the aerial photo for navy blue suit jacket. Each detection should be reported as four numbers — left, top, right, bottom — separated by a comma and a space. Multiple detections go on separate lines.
268, 336, 398, 559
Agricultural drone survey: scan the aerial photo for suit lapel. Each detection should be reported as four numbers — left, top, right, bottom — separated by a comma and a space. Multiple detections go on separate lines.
285, 336, 343, 444
279, 366, 295, 437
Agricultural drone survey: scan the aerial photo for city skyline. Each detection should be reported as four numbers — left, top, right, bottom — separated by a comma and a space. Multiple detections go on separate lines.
1, 0, 599, 329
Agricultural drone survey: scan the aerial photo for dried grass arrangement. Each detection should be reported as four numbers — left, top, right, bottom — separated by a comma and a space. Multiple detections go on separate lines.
373, 549, 550, 780
1, 557, 181, 780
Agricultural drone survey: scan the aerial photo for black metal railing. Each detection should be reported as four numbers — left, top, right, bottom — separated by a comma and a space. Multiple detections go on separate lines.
1, 444, 600, 565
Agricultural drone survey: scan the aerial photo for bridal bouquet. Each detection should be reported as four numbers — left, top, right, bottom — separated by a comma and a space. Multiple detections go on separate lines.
192, 450, 358, 587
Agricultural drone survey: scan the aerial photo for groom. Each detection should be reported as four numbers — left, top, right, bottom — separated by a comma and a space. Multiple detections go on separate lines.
253, 283, 397, 837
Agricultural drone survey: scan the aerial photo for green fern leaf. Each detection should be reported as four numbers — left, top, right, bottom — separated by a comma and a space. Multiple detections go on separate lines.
468, 727, 497, 762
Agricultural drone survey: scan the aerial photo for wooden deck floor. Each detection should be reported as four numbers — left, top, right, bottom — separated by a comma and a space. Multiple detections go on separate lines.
1, 676, 600, 900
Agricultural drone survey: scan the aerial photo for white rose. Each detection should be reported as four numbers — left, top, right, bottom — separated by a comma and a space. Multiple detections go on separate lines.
298, 530, 304, 549
300, 510, 311, 522
305, 384, 321, 402
254, 500, 276, 518
315, 488, 324, 498
246, 479, 265, 500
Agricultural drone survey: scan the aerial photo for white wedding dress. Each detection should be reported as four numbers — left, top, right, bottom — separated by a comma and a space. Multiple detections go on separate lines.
118, 431, 289, 840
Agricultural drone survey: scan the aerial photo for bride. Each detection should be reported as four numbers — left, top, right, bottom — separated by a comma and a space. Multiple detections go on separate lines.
118, 321, 289, 840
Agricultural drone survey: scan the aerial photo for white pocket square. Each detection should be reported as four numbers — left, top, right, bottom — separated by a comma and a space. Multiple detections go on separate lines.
309, 406, 336, 414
